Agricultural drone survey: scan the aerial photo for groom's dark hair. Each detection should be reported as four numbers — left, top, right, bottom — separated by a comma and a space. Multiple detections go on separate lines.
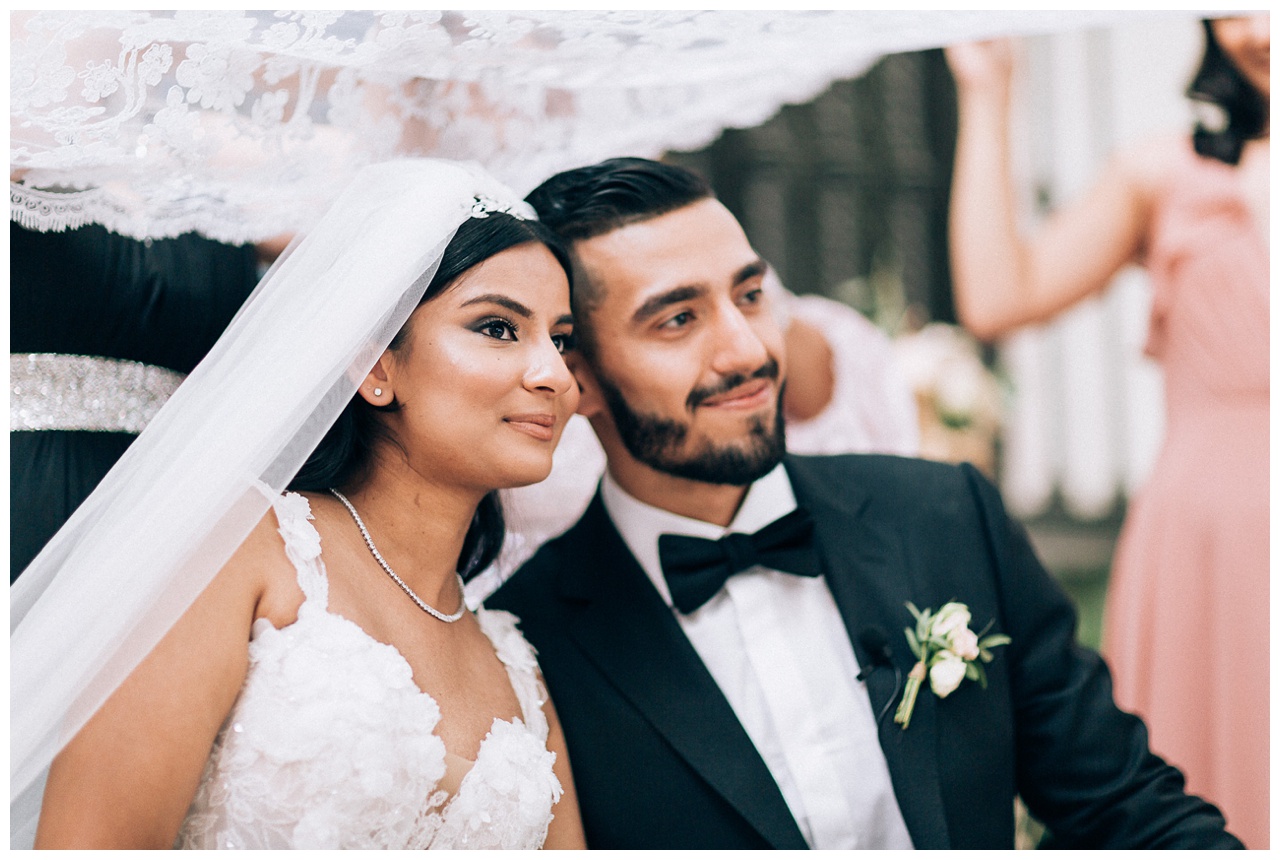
526, 157, 713, 243
525, 158, 714, 351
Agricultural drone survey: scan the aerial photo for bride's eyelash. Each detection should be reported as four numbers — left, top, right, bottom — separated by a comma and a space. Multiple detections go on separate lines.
474, 315, 519, 341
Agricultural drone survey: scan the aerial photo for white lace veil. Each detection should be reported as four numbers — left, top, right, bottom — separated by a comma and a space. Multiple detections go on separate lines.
9, 158, 532, 847
11, 10, 1164, 244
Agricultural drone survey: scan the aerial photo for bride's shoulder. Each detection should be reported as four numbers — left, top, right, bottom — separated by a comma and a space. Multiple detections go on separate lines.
228, 492, 319, 568
475, 607, 540, 672
220, 491, 331, 626
474, 605, 523, 640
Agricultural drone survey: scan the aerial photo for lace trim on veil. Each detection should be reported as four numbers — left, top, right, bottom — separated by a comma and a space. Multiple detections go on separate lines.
10, 10, 1150, 242
11, 185, 121, 234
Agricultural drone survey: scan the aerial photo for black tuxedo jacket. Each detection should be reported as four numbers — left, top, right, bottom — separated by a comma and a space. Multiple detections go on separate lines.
488, 454, 1239, 849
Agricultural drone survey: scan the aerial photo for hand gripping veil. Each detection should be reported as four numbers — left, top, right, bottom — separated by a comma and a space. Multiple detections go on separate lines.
9, 159, 534, 847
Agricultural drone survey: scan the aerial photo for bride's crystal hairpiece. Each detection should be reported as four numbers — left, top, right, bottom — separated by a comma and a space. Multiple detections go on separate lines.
470, 193, 537, 221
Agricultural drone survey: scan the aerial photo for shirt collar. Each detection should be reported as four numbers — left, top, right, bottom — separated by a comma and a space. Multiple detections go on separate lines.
601, 463, 797, 607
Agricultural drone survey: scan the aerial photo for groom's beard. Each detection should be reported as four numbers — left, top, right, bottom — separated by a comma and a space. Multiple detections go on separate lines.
596, 359, 786, 486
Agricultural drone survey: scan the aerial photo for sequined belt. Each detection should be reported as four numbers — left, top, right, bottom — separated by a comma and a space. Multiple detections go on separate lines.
10, 353, 186, 433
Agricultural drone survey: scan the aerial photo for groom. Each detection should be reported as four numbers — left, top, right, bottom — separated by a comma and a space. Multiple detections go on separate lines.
486, 158, 1240, 849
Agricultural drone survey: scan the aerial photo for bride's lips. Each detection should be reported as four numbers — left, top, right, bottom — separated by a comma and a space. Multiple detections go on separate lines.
504, 413, 556, 441
698, 379, 772, 410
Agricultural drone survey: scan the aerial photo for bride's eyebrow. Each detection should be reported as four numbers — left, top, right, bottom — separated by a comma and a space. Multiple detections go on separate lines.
460, 293, 533, 319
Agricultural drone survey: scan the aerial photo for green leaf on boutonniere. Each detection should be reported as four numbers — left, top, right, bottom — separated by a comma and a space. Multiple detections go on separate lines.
904, 626, 921, 660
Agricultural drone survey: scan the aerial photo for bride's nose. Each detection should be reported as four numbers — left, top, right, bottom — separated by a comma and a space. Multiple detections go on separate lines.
522, 337, 575, 397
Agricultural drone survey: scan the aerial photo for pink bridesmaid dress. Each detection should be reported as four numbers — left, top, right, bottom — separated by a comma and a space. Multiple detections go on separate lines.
1103, 140, 1269, 848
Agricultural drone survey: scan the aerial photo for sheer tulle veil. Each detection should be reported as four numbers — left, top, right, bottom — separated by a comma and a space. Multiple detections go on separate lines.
9, 159, 533, 847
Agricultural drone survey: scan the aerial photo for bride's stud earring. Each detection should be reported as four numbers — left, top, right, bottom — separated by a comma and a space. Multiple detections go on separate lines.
373, 388, 383, 397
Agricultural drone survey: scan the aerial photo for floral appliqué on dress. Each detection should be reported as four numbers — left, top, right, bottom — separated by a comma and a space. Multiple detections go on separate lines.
175, 493, 562, 849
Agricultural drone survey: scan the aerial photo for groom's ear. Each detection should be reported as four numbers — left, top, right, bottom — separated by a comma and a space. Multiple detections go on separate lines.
565, 351, 606, 419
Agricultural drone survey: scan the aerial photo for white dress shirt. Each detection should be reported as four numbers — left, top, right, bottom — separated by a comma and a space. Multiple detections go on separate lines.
601, 465, 914, 850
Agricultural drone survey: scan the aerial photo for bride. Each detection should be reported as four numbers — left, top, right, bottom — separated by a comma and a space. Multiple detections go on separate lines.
17, 161, 586, 849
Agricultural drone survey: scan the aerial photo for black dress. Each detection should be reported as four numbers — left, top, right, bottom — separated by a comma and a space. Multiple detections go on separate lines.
10, 222, 260, 581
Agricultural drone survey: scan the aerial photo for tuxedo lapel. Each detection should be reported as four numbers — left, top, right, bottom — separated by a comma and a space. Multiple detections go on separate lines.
786, 457, 952, 850
558, 495, 808, 850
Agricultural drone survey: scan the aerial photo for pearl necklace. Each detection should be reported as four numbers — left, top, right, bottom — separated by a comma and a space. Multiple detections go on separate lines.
329, 488, 467, 623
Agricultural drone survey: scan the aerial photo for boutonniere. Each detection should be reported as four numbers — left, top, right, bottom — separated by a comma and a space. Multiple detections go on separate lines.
893, 601, 1010, 730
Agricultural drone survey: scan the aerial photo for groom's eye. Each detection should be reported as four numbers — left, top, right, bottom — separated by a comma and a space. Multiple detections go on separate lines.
659, 311, 694, 330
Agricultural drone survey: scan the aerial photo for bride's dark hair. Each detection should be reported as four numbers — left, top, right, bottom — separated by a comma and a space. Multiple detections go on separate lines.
290, 212, 572, 579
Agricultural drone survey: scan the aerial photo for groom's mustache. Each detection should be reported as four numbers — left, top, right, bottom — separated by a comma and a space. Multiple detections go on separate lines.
686, 357, 781, 411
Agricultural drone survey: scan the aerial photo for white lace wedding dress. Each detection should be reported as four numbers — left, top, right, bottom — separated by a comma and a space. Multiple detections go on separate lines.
175, 493, 562, 849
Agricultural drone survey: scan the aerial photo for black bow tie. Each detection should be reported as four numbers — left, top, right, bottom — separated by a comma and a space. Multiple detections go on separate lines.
657, 508, 823, 614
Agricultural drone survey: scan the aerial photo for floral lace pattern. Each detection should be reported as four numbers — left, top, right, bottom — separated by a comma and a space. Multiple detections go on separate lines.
175, 493, 560, 850
9, 10, 1134, 243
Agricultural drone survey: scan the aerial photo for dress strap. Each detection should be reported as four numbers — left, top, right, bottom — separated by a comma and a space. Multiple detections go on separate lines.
475, 608, 550, 740
271, 492, 329, 611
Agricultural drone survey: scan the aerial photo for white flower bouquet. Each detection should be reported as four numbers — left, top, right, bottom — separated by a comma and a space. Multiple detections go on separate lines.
891, 323, 1005, 473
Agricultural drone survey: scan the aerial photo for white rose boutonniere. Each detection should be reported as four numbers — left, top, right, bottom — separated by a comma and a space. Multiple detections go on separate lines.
928, 651, 968, 697
893, 601, 1011, 730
